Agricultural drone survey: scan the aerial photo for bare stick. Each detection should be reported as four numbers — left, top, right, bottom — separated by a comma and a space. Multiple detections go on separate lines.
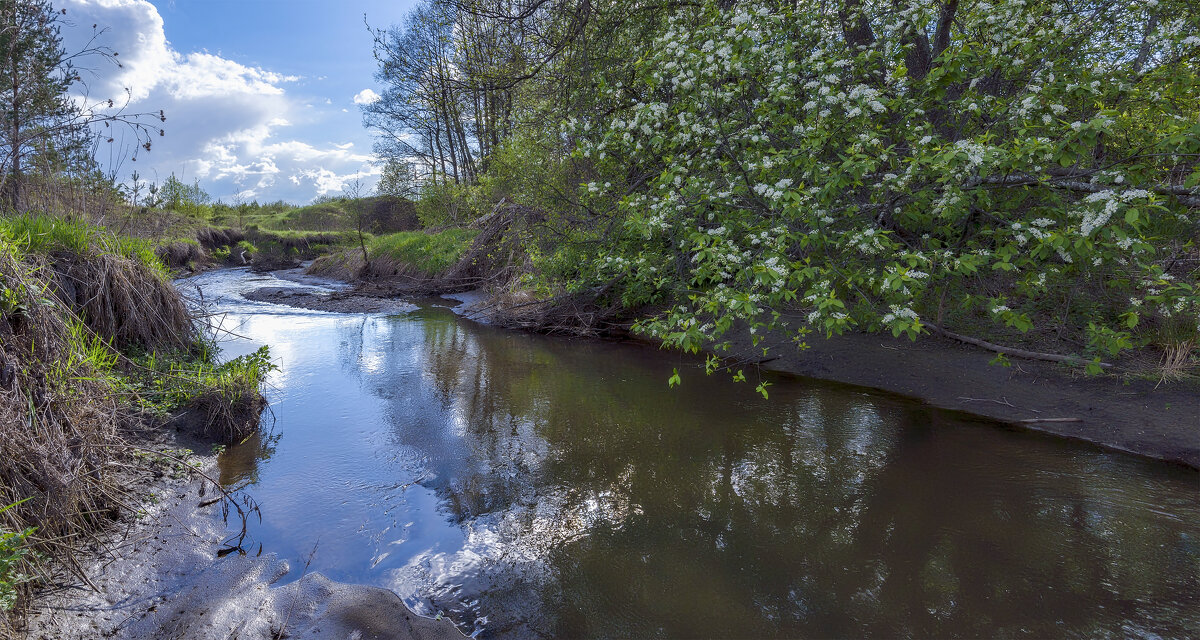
928, 323, 1112, 369
958, 396, 1042, 413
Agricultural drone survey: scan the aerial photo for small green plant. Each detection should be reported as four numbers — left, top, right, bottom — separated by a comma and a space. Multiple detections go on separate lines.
127, 344, 274, 417
0, 286, 25, 317
0, 499, 36, 612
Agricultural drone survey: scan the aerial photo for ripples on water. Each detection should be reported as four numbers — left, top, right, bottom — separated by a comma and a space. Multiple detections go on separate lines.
185, 268, 1200, 639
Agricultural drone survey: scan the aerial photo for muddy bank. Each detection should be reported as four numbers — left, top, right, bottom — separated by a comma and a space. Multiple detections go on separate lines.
719, 323, 1200, 469
243, 286, 419, 314
252, 270, 1198, 470
25, 427, 463, 640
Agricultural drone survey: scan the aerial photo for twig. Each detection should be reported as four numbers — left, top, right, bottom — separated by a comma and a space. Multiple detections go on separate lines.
957, 396, 1041, 413
1018, 417, 1083, 423
124, 446, 259, 555
275, 541, 319, 640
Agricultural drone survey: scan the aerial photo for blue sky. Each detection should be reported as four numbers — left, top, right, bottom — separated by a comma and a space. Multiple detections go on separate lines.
60, 0, 418, 203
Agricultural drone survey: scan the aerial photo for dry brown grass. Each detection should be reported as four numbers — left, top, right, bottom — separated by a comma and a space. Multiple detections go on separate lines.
0, 249, 128, 632
47, 250, 194, 352
154, 241, 205, 271
1158, 339, 1199, 382
0, 215, 271, 634
195, 227, 245, 249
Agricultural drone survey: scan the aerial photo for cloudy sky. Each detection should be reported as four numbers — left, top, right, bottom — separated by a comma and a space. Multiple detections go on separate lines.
60, 0, 417, 204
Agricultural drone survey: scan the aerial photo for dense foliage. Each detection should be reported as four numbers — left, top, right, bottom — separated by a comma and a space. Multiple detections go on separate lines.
372, 0, 1200, 373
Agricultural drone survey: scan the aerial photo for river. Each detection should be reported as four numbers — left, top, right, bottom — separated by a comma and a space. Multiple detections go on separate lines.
183, 267, 1200, 639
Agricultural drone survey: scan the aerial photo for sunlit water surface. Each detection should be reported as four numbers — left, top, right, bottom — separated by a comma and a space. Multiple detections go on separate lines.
183, 268, 1200, 639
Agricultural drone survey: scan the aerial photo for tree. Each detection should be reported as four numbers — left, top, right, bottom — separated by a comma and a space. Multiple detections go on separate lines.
0, 0, 75, 207
157, 173, 209, 216
0, 0, 163, 210
376, 157, 420, 200
572, 0, 1200, 373
365, 0, 1199, 374
365, 1, 475, 186
343, 174, 371, 271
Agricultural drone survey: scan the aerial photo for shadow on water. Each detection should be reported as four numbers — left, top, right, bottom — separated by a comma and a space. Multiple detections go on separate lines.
191, 269, 1200, 639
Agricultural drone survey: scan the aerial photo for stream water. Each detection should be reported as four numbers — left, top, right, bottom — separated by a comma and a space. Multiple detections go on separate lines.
183, 268, 1200, 639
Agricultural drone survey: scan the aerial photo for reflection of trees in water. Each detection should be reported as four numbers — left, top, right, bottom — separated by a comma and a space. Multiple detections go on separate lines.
344, 310, 1200, 638
216, 430, 281, 487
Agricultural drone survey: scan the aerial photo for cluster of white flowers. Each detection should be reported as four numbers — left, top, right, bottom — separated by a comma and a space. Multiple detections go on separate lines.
880, 305, 919, 326
1077, 189, 1152, 236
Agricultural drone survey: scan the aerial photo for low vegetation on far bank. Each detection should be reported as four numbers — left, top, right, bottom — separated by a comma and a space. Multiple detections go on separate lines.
309, 228, 479, 283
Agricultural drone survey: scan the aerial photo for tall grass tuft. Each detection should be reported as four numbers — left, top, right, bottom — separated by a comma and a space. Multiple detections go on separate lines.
1, 214, 193, 351
128, 344, 275, 443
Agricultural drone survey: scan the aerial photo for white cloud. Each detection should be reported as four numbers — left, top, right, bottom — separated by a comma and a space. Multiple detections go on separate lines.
353, 89, 380, 105
60, 0, 377, 203
291, 165, 381, 197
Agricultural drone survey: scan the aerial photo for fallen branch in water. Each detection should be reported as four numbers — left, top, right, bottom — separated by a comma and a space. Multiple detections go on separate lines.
927, 324, 1112, 369
1018, 417, 1083, 424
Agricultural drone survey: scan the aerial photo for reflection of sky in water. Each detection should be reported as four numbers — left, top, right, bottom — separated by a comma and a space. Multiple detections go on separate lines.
185, 269, 1200, 639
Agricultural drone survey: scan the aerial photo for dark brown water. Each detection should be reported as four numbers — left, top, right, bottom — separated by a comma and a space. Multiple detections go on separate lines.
191, 269, 1200, 639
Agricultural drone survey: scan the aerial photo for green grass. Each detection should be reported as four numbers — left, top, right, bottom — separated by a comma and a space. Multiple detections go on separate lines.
0, 213, 167, 277
250, 228, 362, 241
368, 228, 478, 275
0, 500, 34, 612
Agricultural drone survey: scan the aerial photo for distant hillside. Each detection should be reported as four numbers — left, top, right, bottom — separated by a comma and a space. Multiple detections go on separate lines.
245, 196, 419, 235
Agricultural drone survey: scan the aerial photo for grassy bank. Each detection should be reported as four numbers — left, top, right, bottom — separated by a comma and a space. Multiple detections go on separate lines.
0, 214, 273, 635
308, 228, 479, 284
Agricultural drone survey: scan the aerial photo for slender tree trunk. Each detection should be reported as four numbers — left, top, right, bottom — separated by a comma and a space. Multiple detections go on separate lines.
10, 65, 22, 210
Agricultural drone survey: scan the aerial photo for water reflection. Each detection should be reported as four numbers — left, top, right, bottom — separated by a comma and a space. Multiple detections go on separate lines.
191, 270, 1200, 639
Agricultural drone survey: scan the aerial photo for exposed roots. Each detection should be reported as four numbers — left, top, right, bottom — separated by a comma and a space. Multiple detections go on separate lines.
436, 203, 534, 290
475, 283, 626, 337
